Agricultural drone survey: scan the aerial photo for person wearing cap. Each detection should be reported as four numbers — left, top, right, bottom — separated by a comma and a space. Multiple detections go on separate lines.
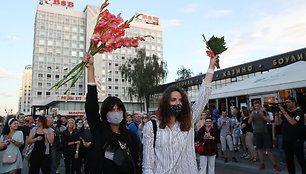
275, 97, 306, 174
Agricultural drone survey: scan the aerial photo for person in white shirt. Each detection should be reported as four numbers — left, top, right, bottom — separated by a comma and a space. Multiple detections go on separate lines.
142, 56, 218, 174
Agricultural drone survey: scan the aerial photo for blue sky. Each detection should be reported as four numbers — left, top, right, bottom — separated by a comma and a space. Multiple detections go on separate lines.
1, 0, 306, 116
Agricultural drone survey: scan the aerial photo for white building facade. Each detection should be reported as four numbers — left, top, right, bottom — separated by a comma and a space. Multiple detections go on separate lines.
18, 65, 32, 115
31, 3, 163, 116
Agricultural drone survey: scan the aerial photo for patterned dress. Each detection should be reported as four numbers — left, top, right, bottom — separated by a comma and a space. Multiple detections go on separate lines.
0, 131, 24, 173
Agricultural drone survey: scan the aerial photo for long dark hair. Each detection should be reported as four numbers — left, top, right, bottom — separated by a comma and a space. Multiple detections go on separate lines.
1, 118, 18, 136
158, 85, 192, 131
38, 115, 49, 129
100, 96, 129, 147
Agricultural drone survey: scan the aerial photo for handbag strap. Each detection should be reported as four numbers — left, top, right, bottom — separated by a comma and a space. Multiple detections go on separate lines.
151, 120, 157, 148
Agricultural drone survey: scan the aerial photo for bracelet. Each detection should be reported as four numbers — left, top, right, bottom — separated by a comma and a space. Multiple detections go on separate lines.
207, 68, 214, 74
87, 82, 96, 85
282, 112, 288, 115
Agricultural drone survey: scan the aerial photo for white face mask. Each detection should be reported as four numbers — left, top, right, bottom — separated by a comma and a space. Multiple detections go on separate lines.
106, 112, 123, 125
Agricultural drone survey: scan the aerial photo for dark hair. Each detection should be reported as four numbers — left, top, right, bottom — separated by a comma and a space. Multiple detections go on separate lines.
158, 85, 191, 131
38, 115, 49, 129
205, 117, 213, 122
1, 118, 18, 136
242, 107, 250, 117
76, 118, 83, 124
100, 96, 129, 147
17, 113, 25, 119
221, 110, 227, 113
254, 100, 261, 105
287, 96, 296, 105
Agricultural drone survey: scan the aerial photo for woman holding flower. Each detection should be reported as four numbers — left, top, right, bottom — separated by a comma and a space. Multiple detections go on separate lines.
83, 53, 141, 174
142, 55, 217, 174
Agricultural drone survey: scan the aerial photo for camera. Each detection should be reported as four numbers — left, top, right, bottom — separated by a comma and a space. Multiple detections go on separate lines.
269, 102, 287, 113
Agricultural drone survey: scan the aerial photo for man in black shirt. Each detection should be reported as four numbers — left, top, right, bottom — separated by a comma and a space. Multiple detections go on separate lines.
17, 113, 30, 174
275, 97, 306, 174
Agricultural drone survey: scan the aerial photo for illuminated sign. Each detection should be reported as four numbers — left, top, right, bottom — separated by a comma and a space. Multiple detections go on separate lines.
136, 11, 159, 24
45, 0, 74, 8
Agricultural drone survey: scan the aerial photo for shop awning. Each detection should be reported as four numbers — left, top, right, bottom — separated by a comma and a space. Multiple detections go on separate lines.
210, 61, 306, 99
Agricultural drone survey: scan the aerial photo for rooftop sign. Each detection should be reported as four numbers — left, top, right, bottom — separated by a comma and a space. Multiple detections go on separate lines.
136, 10, 159, 25
45, 0, 74, 8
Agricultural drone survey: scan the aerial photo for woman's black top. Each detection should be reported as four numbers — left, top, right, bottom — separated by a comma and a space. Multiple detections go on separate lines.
30, 133, 47, 162
241, 117, 253, 134
61, 129, 80, 157
85, 85, 139, 174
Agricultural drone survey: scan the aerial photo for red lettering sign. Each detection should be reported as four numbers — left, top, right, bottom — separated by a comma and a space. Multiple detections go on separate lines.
67, 1, 74, 7
45, 0, 74, 8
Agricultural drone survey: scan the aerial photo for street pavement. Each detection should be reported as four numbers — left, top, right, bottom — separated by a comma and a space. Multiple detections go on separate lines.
20, 147, 304, 174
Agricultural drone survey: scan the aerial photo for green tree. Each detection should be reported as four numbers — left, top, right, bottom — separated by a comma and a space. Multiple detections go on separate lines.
119, 49, 167, 112
176, 65, 193, 81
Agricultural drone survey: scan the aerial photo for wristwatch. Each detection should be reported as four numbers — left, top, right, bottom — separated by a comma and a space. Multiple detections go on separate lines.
75, 150, 79, 153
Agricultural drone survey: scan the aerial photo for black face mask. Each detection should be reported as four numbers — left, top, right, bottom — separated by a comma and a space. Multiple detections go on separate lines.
169, 104, 183, 116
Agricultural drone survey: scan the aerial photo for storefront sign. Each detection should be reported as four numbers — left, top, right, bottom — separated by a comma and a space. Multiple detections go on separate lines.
45, 0, 74, 8
136, 11, 159, 24
272, 53, 304, 66
59, 96, 85, 101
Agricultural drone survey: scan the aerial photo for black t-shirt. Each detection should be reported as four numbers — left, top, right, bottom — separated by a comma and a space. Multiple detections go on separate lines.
281, 109, 305, 142
241, 117, 253, 134
17, 125, 30, 151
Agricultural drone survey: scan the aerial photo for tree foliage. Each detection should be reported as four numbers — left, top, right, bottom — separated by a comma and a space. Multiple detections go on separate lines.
176, 65, 193, 81
119, 49, 167, 112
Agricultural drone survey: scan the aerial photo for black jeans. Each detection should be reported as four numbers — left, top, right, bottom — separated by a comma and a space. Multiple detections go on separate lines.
64, 155, 81, 174
283, 140, 306, 174
29, 154, 51, 174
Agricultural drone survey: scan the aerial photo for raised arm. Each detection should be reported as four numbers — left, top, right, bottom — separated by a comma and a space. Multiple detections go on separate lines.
192, 56, 218, 122
83, 53, 102, 132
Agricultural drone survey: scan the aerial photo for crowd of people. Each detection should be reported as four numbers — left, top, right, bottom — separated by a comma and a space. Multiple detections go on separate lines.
194, 99, 306, 174
0, 52, 305, 174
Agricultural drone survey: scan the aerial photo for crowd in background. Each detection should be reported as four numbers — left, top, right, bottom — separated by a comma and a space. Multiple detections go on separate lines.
194, 98, 306, 174
0, 112, 156, 174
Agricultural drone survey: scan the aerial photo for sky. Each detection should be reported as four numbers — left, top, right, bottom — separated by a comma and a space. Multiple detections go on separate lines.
1, 0, 306, 116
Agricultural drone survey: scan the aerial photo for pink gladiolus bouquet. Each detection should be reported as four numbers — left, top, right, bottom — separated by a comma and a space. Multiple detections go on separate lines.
49, 0, 151, 99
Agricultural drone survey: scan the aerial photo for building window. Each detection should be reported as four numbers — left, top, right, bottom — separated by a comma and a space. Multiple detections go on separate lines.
108, 70, 112, 74
115, 86, 118, 89
37, 92, 42, 95
46, 92, 50, 95
47, 74, 51, 78
115, 79, 119, 82
55, 75, 59, 78
115, 63, 119, 66
122, 57, 125, 60
108, 63, 111, 66
108, 78, 112, 81
79, 85, 83, 88
79, 93, 83, 95
38, 74, 43, 78
122, 79, 125, 82
115, 71, 119, 74
71, 93, 75, 95
108, 86, 112, 89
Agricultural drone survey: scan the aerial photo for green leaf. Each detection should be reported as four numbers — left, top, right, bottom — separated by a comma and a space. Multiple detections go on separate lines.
207, 35, 228, 55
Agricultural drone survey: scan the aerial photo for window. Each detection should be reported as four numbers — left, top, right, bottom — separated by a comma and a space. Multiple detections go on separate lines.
79, 85, 83, 88
122, 57, 125, 60
108, 86, 112, 89
122, 79, 125, 82
47, 66, 52, 70
38, 74, 43, 78
47, 74, 51, 78
108, 70, 112, 74
115, 79, 118, 82
115, 71, 119, 74
46, 92, 50, 95
47, 83, 51, 86
37, 92, 42, 95
79, 93, 83, 95
108, 63, 111, 66
115, 63, 119, 66
115, 86, 118, 89
108, 78, 112, 81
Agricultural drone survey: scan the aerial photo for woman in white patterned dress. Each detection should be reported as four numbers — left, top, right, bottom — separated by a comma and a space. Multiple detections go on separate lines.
142, 56, 218, 174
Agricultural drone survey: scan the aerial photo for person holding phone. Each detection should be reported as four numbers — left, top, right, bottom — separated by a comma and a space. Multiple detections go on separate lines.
218, 110, 238, 163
